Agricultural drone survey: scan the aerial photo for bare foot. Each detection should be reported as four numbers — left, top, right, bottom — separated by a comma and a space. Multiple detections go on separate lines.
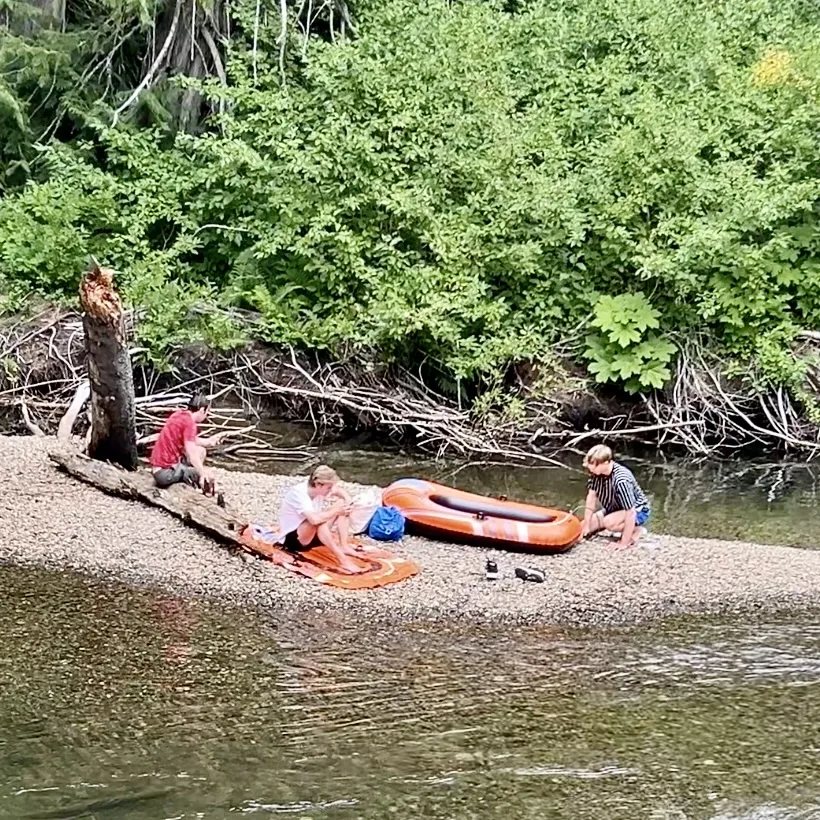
630, 526, 648, 546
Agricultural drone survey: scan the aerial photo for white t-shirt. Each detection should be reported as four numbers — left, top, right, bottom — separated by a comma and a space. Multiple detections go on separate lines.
278, 480, 323, 541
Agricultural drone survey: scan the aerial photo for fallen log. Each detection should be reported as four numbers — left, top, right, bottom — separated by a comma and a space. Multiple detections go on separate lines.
48, 447, 278, 559
48, 450, 414, 587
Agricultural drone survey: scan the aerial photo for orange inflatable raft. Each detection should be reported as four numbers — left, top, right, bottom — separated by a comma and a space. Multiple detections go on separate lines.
382, 478, 582, 553
239, 523, 419, 590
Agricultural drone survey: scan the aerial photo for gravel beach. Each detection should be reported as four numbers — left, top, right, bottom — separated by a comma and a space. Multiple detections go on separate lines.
3, 434, 820, 626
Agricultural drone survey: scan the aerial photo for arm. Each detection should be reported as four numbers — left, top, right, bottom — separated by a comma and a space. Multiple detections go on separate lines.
301, 497, 346, 527
613, 471, 640, 547
184, 438, 207, 473
581, 489, 598, 537
196, 433, 223, 448
181, 413, 209, 474
328, 485, 352, 505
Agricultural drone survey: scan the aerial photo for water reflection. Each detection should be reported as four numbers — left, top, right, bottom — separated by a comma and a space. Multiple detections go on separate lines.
2, 566, 820, 819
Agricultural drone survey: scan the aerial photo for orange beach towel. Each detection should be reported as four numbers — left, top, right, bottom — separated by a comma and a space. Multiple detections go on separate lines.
238, 523, 419, 590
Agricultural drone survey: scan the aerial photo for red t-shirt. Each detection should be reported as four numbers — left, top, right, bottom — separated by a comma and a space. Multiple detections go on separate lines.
150, 410, 198, 469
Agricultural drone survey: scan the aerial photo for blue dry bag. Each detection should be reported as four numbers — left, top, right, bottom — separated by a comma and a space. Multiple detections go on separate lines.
367, 505, 406, 541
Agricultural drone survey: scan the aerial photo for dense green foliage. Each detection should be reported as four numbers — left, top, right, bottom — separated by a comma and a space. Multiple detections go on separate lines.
2, 0, 820, 397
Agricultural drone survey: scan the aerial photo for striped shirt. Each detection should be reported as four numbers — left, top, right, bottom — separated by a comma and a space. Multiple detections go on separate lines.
587, 462, 649, 515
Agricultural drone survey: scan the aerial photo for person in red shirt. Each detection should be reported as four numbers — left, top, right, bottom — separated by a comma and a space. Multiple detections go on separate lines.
150, 394, 222, 492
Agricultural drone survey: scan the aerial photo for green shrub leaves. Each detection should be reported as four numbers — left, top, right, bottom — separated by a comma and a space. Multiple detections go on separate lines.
585, 293, 676, 392
2, 0, 820, 399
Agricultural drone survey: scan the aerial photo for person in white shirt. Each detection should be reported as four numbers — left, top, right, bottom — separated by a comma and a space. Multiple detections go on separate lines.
278, 464, 359, 572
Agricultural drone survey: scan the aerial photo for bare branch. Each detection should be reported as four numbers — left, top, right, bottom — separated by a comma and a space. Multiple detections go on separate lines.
57, 380, 90, 441
252, 0, 261, 85
279, 0, 288, 86
111, 0, 183, 126
20, 401, 46, 437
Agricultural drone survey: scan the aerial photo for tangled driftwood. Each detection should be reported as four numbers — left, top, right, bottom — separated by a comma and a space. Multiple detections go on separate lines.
0, 309, 314, 463
643, 341, 820, 456
4, 307, 820, 460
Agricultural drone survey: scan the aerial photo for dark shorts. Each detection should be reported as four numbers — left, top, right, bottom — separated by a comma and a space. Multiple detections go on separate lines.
283, 529, 322, 552
153, 460, 200, 488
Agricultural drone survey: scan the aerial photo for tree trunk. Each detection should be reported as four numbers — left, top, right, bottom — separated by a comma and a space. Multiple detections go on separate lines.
79, 261, 138, 470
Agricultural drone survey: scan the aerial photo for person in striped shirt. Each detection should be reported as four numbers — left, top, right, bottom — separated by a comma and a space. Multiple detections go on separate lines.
581, 444, 650, 549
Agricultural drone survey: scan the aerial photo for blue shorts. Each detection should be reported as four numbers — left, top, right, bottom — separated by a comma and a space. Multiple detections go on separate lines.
635, 507, 651, 527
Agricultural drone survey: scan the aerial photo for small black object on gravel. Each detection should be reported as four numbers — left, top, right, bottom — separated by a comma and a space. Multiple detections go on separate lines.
515, 567, 545, 583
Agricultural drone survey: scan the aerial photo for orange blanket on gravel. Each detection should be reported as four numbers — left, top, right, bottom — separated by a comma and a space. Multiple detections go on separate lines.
238, 523, 419, 590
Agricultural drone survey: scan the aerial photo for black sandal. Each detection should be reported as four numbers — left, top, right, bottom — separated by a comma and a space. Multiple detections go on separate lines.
515, 566, 545, 583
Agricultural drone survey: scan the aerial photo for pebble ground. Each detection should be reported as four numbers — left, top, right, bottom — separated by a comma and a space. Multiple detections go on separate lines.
4, 435, 820, 626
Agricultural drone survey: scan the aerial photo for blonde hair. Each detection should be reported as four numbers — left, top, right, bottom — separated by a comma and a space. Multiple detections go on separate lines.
308, 464, 339, 487
583, 444, 613, 468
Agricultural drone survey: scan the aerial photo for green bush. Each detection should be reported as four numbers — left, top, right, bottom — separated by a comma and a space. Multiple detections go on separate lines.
584, 293, 677, 393
2, 0, 820, 397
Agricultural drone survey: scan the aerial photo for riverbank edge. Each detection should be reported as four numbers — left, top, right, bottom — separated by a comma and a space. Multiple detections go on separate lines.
7, 302, 817, 460
0, 305, 602, 452
6, 549, 820, 632
5, 435, 820, 628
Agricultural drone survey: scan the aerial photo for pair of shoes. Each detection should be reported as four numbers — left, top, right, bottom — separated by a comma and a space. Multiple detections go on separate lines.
515, 566, 545, 583
485, 559, 500, 581
202, 478, 216, 497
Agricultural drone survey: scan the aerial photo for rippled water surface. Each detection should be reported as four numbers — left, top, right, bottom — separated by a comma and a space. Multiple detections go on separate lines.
2, 565, 820, 819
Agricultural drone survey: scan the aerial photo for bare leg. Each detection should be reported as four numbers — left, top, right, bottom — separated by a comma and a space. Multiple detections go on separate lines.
334, 513, 351, 551
627, 527, 646, 547
295, 520, 318, 546
601, 510, 629, 532
602, 510, 644, 548
316, 520, 359, 572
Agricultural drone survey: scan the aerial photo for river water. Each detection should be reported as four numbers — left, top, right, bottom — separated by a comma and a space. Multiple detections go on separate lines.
5, 428, 820, 817
3, 564, 820, 820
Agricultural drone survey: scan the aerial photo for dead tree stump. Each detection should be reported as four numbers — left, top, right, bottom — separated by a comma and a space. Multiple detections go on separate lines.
79, 261, 138, 470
